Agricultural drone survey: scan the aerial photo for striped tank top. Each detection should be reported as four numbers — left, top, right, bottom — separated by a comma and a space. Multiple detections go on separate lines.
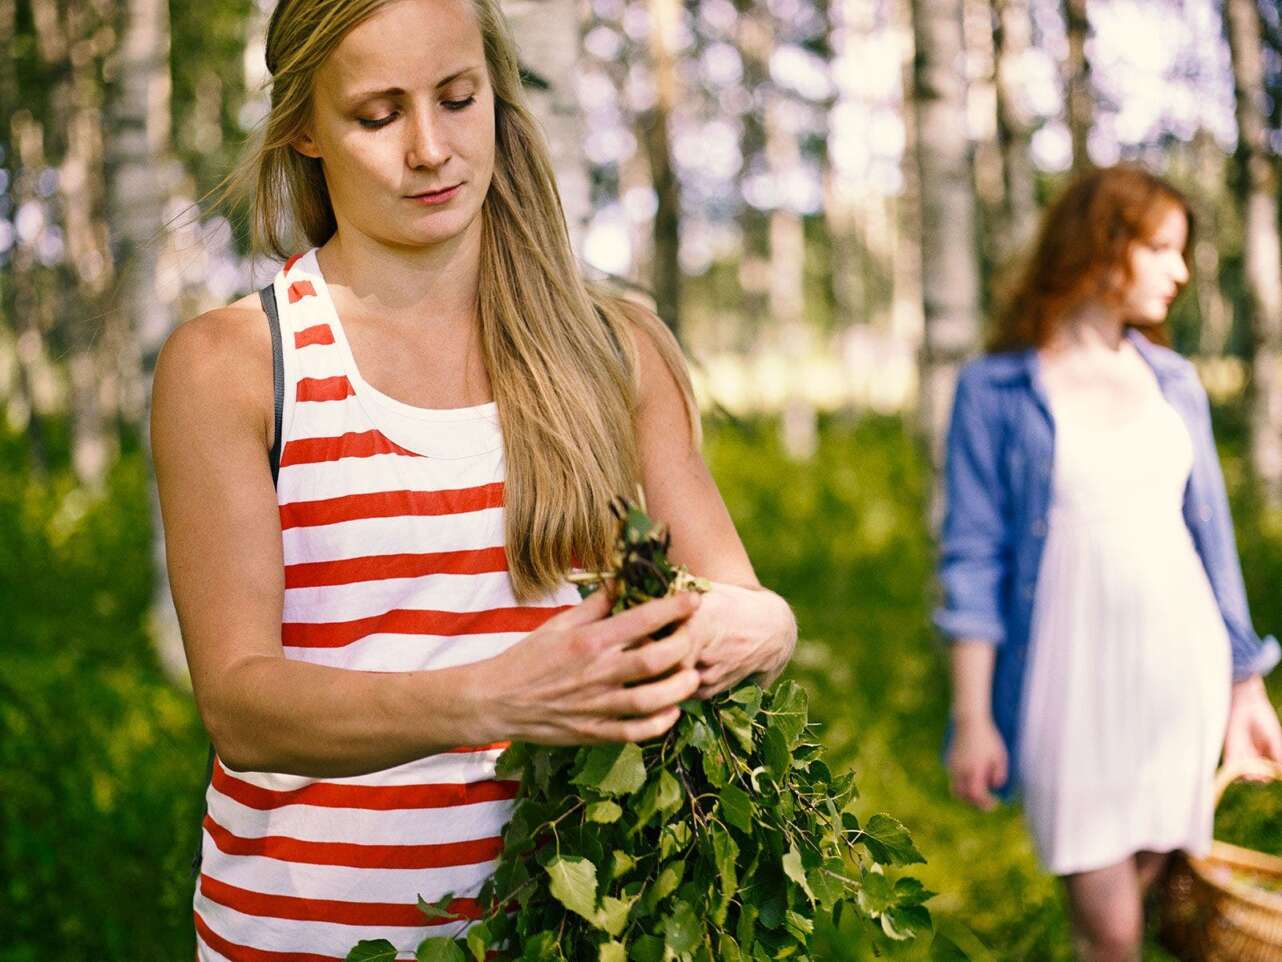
194, 248, 579, 961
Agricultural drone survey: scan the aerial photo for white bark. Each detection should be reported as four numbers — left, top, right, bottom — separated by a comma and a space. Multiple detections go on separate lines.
1226, 0, 1282, 502
910, 0, 981, 465
108, 0, 186, 683
502, 0, 590, 254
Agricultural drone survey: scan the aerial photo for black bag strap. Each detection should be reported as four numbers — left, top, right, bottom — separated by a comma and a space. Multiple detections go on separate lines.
191, 282, 285, 880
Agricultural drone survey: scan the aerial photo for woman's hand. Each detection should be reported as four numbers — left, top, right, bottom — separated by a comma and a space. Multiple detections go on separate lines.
947, 716, 1008, 811
1223, 675, 1282, 765
472, 589, 703, 747
685, 582, 796, 698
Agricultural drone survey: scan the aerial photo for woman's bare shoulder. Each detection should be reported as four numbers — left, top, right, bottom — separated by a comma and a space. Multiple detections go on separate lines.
152, 291, 275, 445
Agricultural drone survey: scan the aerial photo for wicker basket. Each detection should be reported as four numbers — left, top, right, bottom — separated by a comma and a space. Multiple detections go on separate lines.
1158, 758, 1282, 961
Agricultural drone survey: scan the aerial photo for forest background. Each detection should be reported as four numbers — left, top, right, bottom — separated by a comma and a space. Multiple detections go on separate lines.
4, 0, 1282, 959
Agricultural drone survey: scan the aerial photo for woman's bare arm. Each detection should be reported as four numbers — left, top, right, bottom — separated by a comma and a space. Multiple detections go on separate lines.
152, 304, 700, 778
626, 309, 797, 697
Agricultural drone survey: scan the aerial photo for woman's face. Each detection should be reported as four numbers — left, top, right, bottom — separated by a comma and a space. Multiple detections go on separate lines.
1119, 204, 1190, 326
293, 0, 495, 251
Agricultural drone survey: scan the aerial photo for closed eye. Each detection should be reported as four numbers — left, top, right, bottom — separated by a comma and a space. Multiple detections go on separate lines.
357, 113, 397, 130
443, 95, 476, 111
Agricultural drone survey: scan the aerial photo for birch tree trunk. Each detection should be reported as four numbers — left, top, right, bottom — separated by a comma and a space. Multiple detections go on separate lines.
910, 0, 981, 466
993, 0, 1038, 255
640, 0, 682, 334
735, 0, 772, 346
1226, 0, 1282, 503
108, 0, 186, 682
503, 0, 590, 253
1062, 0, 1091, 174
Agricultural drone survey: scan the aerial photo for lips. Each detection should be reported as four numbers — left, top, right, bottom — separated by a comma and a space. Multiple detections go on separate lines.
408, 184, 461, 199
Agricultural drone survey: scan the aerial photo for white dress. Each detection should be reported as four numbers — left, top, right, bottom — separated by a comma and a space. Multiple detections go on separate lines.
1018, 351, 1232, 876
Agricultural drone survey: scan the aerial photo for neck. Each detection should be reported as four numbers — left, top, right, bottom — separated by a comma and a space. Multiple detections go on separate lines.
316, 215, 484, 331
1050, 299, 1127, 353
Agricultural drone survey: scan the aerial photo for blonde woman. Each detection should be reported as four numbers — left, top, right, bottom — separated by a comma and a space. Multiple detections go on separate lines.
150, 0, 796, 956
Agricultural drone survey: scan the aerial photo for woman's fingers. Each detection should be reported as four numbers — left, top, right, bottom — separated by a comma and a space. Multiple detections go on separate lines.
589, 591, 701, 651
603, 628, 696, 685
596, 667, 701, 719
545, 585, 612, 628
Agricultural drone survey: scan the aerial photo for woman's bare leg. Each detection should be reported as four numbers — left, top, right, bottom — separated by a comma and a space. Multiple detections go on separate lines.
1062, 856, 1144, 962
1134, 850, 1172, 896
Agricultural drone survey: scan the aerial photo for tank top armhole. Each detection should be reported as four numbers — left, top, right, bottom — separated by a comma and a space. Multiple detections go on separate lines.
267, 272, 301, 494
260, 284, 284, 488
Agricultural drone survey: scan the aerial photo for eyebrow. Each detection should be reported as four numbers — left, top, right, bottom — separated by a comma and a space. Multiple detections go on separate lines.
344, 67, 482, 106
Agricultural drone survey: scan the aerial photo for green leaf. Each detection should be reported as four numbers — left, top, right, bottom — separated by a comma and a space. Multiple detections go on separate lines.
710, 824, 739, 925
572, 743, 647, 796
783, 909, 814, 940
767, 681, 808, 744
609, 850, 637, 881
494, 741, 528, 779
894, 877, 936, 907
465, 922, 491, 961
417, 894, 458, 922
600, 942, 628, 962
710, 824, 739, 890
762, 724, 790, 783
598, 894, 638, 937
721, 707, 756, 753
586, 800, 623, 824
881, 904, 933, 941
661, 899, 702, 955
857, 868, 894, 916
860, 813, 926, 866
644, 859, 686, 910
630, 934, 665, 962
719, 783, 754, 833
727, 685, 763, 718
346, 941, 399, 962
545, 855, 600, 924
416, 938, 465, 962
632, 769, 683, 833
782, 844, 815, 903
736, 902, 758, 948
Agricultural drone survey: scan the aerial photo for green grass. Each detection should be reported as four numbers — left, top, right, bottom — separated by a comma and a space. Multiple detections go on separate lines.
3, 411, 1280, 959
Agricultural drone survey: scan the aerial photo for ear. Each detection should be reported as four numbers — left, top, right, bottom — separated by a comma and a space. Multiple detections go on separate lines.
291, 129, 322, 160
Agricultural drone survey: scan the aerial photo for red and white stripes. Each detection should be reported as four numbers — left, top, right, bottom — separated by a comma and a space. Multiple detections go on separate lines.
194, 249, 577, 961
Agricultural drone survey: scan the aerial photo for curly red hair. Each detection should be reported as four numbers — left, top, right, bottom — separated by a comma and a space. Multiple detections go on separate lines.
990, 164, 1194, 351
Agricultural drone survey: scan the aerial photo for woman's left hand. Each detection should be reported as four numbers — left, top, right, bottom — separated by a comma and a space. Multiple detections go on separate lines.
686, 582, 796, 699
1223, 675, 1282, 765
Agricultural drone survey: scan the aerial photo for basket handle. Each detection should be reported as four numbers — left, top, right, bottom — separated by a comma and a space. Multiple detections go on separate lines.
1213, 757, 1282, 807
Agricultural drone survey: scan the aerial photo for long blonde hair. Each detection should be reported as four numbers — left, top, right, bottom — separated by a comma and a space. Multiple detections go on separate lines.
224, 0, 698, 599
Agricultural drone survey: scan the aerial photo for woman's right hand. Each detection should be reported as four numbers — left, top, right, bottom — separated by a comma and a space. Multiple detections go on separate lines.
472, 589, 703, 747
947, 716, 1008, 811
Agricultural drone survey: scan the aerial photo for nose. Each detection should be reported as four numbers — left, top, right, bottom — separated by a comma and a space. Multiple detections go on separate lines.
405, 105, 450, 170
1171, 251, 1189, 286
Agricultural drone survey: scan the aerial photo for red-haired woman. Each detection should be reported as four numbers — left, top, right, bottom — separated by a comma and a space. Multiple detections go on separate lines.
935, 165, 1282, 961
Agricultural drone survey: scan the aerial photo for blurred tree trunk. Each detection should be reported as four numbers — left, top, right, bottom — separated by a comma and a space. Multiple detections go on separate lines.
1190, 129, 1231, 358
964, 0, 1003, 288
892, 0, 924, 348
1062, 0, 1091, 174
639, 0, 682, 334
61, 0, 119, 490
735, 0, 772, 346
992, 0, 1038, 256
107, 0, 186, 682
503, 0, 590, 254
1226, 0, 1282, 503
766, 94, 815, 459
910, 0, 981, 466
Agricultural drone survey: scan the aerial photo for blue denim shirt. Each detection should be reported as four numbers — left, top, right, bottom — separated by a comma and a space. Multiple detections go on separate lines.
934, 330, 1280, 798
